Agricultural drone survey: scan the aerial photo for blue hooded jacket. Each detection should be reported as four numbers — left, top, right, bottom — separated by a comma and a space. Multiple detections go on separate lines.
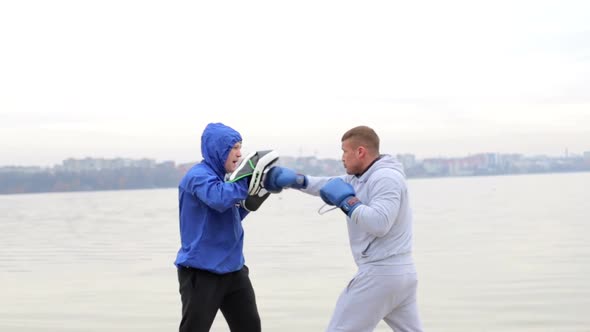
174, 123, 250, 274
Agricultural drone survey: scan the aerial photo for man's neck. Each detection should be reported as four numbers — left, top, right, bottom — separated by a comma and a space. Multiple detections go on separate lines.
355, 155, 381, 177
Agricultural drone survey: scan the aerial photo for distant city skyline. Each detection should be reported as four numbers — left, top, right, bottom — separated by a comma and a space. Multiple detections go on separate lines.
2, 151, 589, 195
2, 148, 589, 168
1, 1, 589, 166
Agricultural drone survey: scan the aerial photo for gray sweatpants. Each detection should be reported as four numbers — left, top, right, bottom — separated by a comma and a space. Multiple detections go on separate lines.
326, 270, 423, 332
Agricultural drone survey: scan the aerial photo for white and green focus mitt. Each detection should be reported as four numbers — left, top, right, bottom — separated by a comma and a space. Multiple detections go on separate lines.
227, 150, 279, 211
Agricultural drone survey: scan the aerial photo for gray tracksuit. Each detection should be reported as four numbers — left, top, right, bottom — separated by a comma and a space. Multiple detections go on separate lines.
302, 155, 423, 332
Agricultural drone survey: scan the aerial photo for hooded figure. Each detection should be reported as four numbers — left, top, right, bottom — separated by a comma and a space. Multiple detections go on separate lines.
175, 122, 249, 272
174, 122, 261, 332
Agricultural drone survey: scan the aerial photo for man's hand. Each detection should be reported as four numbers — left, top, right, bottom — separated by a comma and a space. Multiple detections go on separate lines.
320, 178, 362, 216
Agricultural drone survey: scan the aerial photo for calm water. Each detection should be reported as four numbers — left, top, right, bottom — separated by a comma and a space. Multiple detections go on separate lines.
1, 172, 589, 331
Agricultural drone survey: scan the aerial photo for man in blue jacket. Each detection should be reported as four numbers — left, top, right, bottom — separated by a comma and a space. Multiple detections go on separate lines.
175, 123, 261, 332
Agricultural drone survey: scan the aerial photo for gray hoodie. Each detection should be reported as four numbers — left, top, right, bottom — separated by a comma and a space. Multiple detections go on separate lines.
302, 155, 416, 274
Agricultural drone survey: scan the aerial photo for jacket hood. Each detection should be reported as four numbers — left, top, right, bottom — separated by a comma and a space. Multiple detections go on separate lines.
201, 123, 242, 177
359, 154, 405, 180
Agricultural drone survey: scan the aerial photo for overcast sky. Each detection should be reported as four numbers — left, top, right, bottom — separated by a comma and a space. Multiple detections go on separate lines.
1, 1, 589, 166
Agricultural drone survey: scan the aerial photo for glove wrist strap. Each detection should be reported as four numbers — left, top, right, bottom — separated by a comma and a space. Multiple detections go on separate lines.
340, 196, 361, 216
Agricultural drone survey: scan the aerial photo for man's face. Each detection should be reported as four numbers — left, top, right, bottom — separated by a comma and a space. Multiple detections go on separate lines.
224, 142, 243, 173
341, 139, 361, 175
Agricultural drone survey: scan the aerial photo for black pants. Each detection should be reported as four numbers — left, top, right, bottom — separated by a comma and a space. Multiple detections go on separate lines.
178, 265, 261, 332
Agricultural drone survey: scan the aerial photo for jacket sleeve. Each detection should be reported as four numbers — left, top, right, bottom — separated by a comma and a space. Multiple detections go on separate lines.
239, 207, 250, 220
349, 173, 403, 237
189, 173, 249, 213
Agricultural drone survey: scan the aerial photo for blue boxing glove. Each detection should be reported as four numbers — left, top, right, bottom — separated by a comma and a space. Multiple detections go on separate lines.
263, 166, 308, 193
319, 178, 362, 216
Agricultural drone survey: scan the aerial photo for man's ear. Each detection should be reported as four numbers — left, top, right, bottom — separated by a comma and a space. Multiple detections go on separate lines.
357, 146, 367, 159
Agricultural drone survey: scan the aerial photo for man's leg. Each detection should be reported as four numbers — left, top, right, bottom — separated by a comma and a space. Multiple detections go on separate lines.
383, 273, 423, 332
326, 272, 422, 332
219, 265, 261, 332
325, 271, 392, 332
178, 267, 225, 332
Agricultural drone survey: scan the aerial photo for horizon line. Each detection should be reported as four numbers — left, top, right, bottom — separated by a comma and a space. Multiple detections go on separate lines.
2, 150, 589, 168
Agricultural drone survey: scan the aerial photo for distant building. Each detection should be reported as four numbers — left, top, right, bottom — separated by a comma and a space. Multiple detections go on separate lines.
450, 153, 499, 175
397, 154, 416, 169
158, 161, 176, 169
422, 158, 449, 176
136, 158, 156, 168
497, 153, 523, 172
0, 166, 45, 174
61, 157, 158, 172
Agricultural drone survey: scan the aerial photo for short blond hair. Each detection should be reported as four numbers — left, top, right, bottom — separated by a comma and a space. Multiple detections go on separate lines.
341, 126, 380, 154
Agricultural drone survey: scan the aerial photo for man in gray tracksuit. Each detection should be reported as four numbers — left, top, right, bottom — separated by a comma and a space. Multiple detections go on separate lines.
264, 125, 424, 332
